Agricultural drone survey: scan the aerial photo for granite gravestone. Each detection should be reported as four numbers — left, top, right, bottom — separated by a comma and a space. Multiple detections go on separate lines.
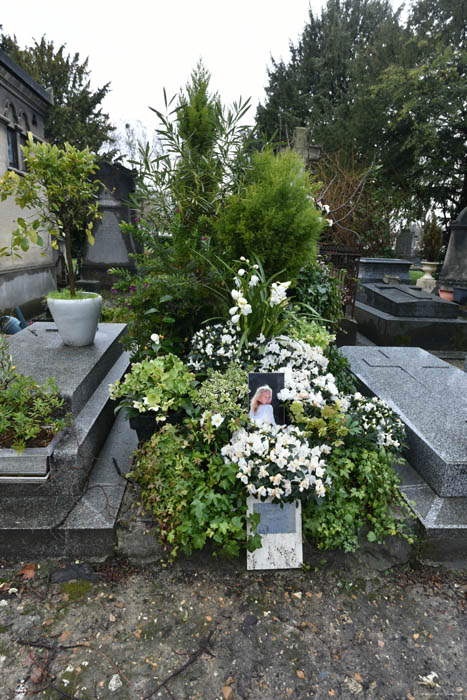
80, 162, 141, 287
355, 282, 467, 350
246, 372, 303, 570
339, 346, 467, 497
395, 229, 414, 260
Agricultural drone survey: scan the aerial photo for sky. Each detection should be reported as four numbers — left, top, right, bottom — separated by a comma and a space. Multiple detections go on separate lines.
1, 0, 327, 140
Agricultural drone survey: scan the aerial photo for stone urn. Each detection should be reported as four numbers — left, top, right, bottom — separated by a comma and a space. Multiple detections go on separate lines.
416, 261, 439, 293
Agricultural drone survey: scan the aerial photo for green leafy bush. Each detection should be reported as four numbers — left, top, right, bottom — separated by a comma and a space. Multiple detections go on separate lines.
108, 264, 220, 360
289, 398, 413, 552
303, 444, 412, 552
109, 353, 196, 420
0, 336, 68, 453
294, 260, 345, 328
129, 423, 248, 559
213, 149, 325, 279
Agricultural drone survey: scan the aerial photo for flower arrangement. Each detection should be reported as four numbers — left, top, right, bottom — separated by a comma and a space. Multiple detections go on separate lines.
187, 321, 263, 374
221, 422, 331, 502
349, 392, 406, 449
192, 363, 249, 433
109, 353, 196, 421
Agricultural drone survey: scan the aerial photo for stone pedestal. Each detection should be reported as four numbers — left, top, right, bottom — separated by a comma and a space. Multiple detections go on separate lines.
0, 322, 132, 558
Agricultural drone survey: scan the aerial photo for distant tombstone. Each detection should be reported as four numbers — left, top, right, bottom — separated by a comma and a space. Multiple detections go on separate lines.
80, 162, 142, 287
246, 372, 303, 570
395, 229, 414, 260
438, 207, 467, 290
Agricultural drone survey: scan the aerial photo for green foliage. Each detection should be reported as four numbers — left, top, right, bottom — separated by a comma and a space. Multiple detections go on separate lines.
0, 135, 102, 295
0, 336, 68, 453
129, 424, 248, 560
294, 261, 345, 328
109, 354, 196, 420
290, 397, 412, 552
420, 215, 443, 261
256, 0, 403, 149
371, 43, 467, 220
303, 445, 412, 552
287, 317, 334, 350
128, 62, 255, 260
201, 255, 309, 347
256, 0, 467, 222
214, 149, 325, 279
324, 344, 356, 395
191, 363, 249, 427
108, 262, 221, 360
0, 33, 115, 154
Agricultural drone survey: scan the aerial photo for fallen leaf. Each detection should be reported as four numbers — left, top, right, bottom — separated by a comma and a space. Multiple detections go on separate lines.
59, 629, 71, 642
222, 686, 233, 700
18, 563, 35, 580
42, 619, 54, 627
133, 629, 142, 639
413, 633, 419, 640
225, 677, 233, 685
292, 592, 302, 599
206, 615, 212, 622
407, 693, 416, 700
286, 689, 293, 697
30, 665, 44, 684
377, 640, 385, 648
109, 614, 116, 622
354, 673, 363, 682
296, 669, 305, 679
329, 691, 335, 697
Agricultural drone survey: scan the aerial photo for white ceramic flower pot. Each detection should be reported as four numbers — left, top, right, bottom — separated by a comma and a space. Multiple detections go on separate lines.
47, 294, 102, 347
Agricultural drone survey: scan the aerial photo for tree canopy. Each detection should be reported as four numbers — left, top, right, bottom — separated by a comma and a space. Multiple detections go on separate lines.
0, 32, 116, 155
256, 0, 467, 223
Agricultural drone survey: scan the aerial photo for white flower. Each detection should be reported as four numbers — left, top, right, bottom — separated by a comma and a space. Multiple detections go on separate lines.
231, 289, 241, 300
238, 268, 246, 276
249, 275, 260, 287
240, 304, 252, 316
231, 314, 240, 324
150, 333, 160, 344
229, 306, 238, 316
211, 413, 224, 428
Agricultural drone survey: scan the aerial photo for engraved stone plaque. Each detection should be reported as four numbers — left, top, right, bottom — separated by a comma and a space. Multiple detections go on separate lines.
247, 497, 303, 570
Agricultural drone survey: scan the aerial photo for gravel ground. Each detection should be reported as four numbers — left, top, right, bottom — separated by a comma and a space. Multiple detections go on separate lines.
0, 486, 466, 700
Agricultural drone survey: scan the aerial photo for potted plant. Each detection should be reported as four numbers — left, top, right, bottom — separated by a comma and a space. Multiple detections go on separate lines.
416, 215, 443, 293
0, 336, 69, 458
0, 134, 103, 346
109, 351, 197, 442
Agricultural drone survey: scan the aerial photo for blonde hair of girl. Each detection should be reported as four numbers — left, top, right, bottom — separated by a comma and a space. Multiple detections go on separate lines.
250, 385, 273, 415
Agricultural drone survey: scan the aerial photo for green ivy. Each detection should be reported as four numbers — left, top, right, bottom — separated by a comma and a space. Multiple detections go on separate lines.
303, 445, 414, 552
129, 423, 251, 560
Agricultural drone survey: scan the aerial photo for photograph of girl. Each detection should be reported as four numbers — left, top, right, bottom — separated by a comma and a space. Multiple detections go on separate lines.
249, 385, 276, 426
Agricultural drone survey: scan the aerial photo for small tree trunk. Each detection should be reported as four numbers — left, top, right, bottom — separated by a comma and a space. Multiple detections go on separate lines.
64, 231, 75, 296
